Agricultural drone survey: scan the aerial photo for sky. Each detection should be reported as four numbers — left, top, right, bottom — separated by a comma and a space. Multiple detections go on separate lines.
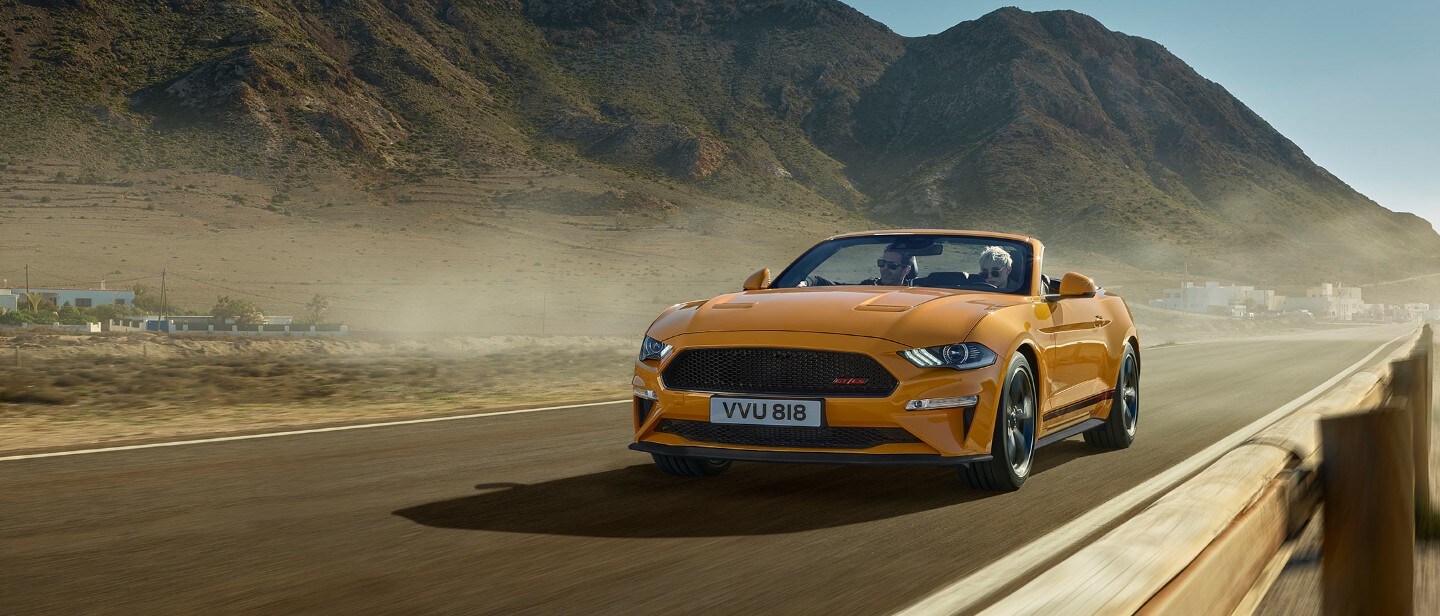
844, 1, 1440, 228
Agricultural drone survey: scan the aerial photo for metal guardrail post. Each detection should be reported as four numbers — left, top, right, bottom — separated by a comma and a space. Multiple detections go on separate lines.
1320, 406, 1415, 615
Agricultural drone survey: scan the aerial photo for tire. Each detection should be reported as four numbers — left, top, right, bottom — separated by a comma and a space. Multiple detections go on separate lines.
960, 352, 1037, 491
1084, 343, 1139, 449
651, 454, 732, 477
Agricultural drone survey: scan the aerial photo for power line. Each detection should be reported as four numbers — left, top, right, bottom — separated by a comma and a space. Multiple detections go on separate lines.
9, 266, 162, 288
102, 273, 165, 284
22, 266, 93, 286
166, 271, 309, 306
165, 271, 406, 314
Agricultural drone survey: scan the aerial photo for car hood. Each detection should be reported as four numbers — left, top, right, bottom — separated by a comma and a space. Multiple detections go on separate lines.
648, 287, 1029, 347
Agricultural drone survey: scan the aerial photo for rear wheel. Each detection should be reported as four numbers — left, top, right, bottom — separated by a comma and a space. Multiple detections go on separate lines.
1084, 343, 1139, 449
960, 353, 1036, 491
651, 454, 732, 477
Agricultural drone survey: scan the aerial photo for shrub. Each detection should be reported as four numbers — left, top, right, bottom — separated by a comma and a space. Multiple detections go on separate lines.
0, 309, 47, 325
210, 296, 263, 325
51, 374, 86, 388
0, 387, 75, 405
55, 307, 94, 325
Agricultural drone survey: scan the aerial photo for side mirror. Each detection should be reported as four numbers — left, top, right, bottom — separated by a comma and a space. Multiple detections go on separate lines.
743, 268, 772, 291
1058, 272, 1098, 297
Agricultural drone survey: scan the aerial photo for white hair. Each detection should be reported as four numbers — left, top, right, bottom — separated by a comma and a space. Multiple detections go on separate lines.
980, 246, 1013, 267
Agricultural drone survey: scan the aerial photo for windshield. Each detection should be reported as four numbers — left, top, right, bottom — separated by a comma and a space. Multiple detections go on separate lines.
771, 235, 1034, 295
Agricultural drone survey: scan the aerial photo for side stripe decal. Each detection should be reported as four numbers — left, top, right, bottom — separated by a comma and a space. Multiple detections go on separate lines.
1042, 389, 1115, 421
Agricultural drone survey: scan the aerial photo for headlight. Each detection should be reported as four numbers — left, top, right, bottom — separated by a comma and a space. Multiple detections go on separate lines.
900, 342, 997, 370
638, 335, 673, 362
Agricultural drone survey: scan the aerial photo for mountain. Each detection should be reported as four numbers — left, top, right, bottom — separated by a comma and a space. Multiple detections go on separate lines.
840, 8, 1439, 280
1, 0, 1434, 284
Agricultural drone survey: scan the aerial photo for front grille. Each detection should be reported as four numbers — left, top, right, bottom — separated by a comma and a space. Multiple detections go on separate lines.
661, 348, 898, 396
657, 419, 921, 449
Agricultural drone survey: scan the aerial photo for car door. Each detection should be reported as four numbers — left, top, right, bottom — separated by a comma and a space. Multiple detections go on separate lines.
1040, 295, 1107, 425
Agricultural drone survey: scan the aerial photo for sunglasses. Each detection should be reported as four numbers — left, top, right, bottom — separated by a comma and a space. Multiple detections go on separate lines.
877, 259, 907, 270
982, 267, 1006, 277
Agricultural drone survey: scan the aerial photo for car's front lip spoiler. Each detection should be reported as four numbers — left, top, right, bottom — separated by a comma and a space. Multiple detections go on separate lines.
630, 441, 992, 467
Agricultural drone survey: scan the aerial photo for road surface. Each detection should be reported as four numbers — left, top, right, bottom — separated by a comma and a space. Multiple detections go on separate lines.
0, 325, 1415, 615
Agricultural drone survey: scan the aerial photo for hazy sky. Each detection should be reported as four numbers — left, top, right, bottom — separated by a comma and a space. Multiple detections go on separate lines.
844, 1, 1440, 227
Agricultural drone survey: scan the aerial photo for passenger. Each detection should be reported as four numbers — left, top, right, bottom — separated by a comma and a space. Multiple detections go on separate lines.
979, 246, 1014, 290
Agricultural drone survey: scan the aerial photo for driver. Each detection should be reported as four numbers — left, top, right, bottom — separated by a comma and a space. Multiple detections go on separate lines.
867, 247, 914, 286
979, 246, 1013, 290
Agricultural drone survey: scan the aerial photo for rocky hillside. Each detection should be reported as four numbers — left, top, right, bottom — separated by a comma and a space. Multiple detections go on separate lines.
1, 0, 1433, 283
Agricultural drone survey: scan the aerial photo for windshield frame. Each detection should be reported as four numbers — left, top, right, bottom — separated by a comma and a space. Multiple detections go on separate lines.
771, 233, 1037, 296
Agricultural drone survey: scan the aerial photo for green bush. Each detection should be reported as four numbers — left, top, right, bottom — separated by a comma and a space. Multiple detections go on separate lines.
0, 309, 47, 325
210, 296, 264, 325
55, 307, 92, 325
90, 303, 140, 322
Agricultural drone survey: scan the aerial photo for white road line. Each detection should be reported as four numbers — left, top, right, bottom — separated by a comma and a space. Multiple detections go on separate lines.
893, 328, 1415, 616
0, 400, 630, 462
1141, 324, 1394, 351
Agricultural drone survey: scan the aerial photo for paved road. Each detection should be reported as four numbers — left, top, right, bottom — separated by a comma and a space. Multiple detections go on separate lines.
0, 325, 1414, 615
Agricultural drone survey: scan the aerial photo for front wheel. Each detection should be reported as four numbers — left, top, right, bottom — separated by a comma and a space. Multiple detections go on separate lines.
651, 454, 732, 477
960, 352, 1037, 491
1084, 343, 1139, 449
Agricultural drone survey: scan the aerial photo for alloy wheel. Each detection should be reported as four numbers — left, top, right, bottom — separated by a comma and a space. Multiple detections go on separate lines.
1120, 354, 1139, 437
1004, 366, 1036, 477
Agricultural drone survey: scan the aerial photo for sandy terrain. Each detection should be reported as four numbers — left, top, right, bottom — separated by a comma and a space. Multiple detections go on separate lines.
0, 159, 865, 335
0, 331, 636, 453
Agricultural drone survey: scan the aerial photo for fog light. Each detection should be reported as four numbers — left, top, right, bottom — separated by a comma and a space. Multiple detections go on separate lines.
632, 376, 658, 401
905, 396, 978, 411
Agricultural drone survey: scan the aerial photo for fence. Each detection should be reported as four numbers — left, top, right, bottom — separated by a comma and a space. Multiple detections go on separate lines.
107, 319, 348, 337
17, 322, 102, 333
979, 324, 1433, 615
167, 322, 348, 337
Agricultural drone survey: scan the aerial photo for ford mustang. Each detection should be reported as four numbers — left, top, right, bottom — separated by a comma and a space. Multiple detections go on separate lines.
629, 230, 1139, 491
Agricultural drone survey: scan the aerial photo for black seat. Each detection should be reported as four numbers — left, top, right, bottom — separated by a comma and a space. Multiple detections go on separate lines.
1040, 274, 1059, 294
915, 271, 972, 288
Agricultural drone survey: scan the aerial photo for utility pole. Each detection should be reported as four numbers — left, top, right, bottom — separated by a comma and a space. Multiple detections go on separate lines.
159, 269, 167, 321
24, 264, 29, 309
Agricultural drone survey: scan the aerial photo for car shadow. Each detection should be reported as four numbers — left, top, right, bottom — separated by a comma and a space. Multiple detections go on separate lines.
1032, 438, 1109, 473
395, 462, 1005, 538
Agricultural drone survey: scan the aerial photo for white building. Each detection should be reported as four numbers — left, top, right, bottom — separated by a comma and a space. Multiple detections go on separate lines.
0, 286, 135, 309
1402, 303, 1431, 323
1149, 282, 1280, 316
1278, 283, 1364, 320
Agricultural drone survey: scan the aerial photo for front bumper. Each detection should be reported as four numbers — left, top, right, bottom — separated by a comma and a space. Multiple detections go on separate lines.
632, 331, 1005, 459
630, 441, 993, 466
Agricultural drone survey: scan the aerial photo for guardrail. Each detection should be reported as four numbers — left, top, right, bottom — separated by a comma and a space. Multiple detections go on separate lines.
980, 325, 1433, 615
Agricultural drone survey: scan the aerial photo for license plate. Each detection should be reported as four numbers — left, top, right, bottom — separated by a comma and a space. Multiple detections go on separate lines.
709, 397, 823, 427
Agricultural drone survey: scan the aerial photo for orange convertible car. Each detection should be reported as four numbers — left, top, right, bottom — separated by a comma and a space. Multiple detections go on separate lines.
630, 230, 1139, 491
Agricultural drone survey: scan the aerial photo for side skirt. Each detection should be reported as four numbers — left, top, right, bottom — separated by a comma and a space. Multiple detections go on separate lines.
1036, 418, 1105, 449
